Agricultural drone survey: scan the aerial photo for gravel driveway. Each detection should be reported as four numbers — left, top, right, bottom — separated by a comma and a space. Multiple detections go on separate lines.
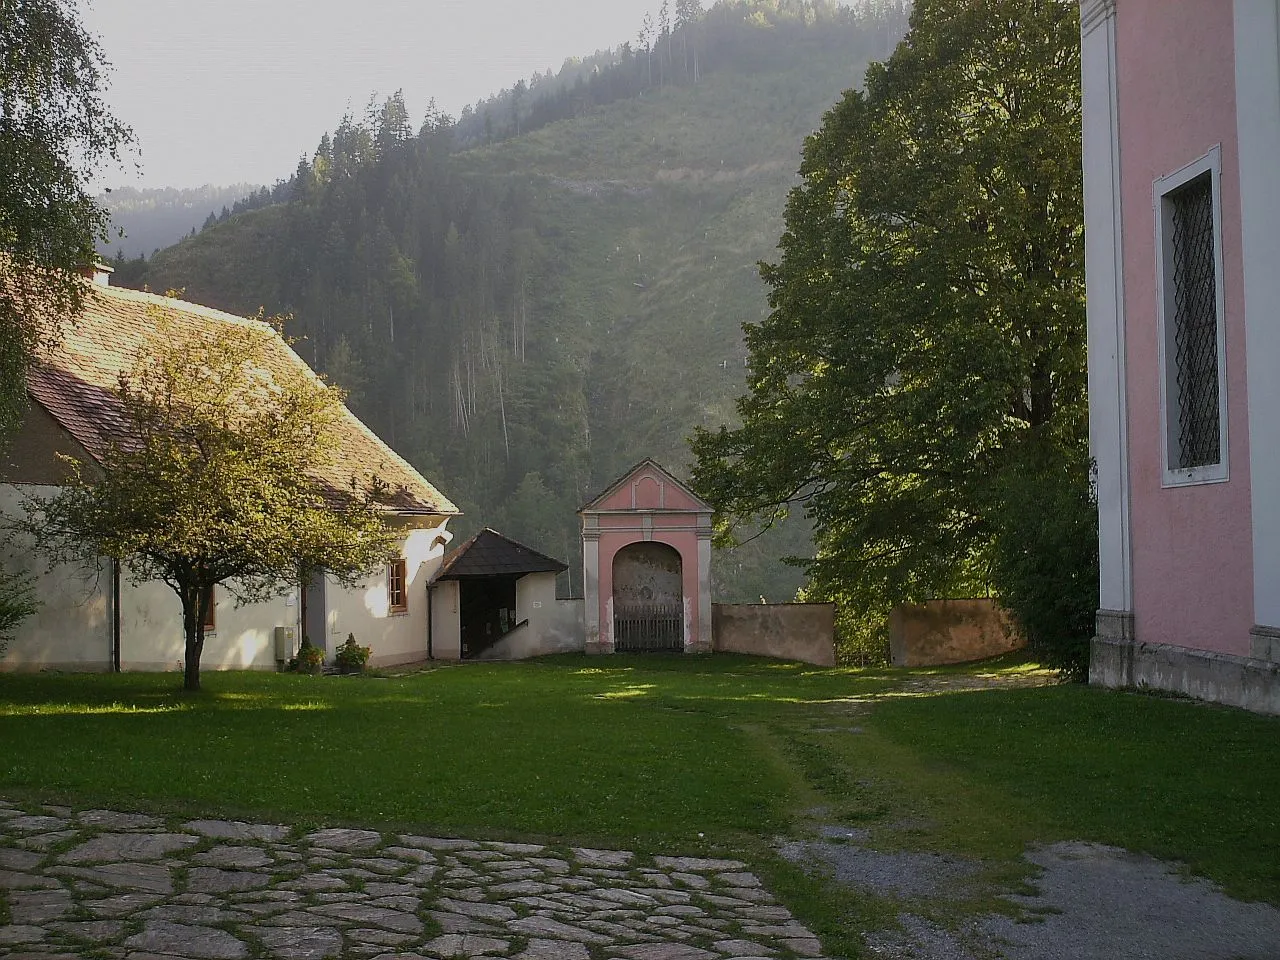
787, 832, 1280, 960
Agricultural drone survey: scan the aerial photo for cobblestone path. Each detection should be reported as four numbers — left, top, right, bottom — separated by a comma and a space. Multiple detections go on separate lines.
0, 799, 827, 960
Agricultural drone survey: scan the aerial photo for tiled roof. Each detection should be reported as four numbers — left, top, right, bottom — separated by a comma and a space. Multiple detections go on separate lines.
28, 280, 458, 516
433, 528, 567, 581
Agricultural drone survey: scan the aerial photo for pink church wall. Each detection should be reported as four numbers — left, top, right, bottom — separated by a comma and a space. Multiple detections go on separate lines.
1116, 0, 1254, 655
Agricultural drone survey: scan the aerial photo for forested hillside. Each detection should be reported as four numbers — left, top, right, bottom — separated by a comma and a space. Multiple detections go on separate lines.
98, 184, 262, 259
136, 0, 910, 599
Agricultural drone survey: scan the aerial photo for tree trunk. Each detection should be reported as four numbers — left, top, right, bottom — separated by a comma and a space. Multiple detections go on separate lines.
182, 589, 206, 692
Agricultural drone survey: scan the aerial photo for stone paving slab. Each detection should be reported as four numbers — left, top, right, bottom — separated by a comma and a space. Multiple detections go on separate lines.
0, 800, 829, 960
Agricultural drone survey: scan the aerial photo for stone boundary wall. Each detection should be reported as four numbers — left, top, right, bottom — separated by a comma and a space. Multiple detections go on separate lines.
1092, 635, 1280, 715
888, 599, 1024, 667
711, 603, 836, 667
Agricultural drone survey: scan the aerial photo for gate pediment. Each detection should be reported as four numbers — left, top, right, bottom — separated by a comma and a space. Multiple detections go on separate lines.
580, 458, 713, 515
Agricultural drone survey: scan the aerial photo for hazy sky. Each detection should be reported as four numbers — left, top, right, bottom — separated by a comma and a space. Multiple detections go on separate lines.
80, 0, 664, 190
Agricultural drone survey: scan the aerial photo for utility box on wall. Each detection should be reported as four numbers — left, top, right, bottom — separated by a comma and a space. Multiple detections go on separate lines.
274, 625, 297, 662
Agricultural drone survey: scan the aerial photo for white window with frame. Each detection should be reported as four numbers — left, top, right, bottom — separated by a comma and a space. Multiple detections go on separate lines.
1154, 146, 1229, 486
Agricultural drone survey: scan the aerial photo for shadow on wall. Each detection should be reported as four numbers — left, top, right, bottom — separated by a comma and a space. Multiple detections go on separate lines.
888, 599, 1025, 667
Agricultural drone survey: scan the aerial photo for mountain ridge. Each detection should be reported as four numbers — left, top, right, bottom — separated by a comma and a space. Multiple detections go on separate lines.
125, 2, 908, 599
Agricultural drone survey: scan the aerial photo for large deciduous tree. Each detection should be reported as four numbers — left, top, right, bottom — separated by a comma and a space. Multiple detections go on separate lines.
26, 309, 397, 691
691, 0, 1096, 671
0, 0, 131, 437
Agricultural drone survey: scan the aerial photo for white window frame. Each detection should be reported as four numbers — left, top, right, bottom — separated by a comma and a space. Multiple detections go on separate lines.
1153, 145, 1229, 487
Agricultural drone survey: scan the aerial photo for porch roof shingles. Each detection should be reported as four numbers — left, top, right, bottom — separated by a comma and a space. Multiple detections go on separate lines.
434, 528, 567, 581
29, 281, 458, 517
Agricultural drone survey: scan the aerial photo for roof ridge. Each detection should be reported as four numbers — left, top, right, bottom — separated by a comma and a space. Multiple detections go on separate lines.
433, 527, 567, 581
93, 283, 278, 335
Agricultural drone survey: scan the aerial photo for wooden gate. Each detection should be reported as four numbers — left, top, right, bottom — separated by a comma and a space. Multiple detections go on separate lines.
613, 602, 684, 652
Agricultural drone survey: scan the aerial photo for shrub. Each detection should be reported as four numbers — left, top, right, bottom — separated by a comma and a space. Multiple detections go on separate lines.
293, 636, 324, 674
987, 445, 1099, 680
333, 633, 371, 673
831, 601, 892, 667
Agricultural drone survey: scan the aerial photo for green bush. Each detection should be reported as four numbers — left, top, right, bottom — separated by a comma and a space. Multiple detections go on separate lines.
830, 604, 892, 667
333, 633, 371, 673
796, 583, 891, 667
987, 445, 1099, 680
292, 637, 324, 674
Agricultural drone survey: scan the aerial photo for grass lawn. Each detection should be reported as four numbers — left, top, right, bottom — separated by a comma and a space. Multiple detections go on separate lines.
2, 655, 1278, 955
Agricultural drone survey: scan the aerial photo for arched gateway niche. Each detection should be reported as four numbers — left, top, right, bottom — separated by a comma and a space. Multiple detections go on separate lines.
579, 458, 714, 656
612, 542, 683, 652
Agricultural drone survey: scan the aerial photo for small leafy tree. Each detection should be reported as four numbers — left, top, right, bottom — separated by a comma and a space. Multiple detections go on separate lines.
25, 306, 397, 691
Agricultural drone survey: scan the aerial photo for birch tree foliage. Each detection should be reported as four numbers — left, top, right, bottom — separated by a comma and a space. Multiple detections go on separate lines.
0, 0, 132, 437
26, 309, 397, 691
691, 0, 1092, 648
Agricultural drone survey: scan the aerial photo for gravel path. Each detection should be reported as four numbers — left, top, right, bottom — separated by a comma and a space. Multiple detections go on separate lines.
0, 798, 825, 960
787, 834, 1280, 960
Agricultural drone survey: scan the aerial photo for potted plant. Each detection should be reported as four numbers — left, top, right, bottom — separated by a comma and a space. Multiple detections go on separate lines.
333, 633, 371, 674
294, 637, 324, 675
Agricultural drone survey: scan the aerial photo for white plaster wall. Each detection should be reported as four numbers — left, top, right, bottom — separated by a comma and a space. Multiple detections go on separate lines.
519, 573, 583, 654
477, 579, 583, 660
0, 488, 455, 673
515, 572, 555, 637
552, 598, 586, 651
323, 519, 452, 668
0, 485, 112, 671
0, 484, 296, 672
118, 577, 293, 672
430, 578, 461, 661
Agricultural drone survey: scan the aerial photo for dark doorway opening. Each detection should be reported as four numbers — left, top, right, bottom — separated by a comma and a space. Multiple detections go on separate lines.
459, 575, 519, 659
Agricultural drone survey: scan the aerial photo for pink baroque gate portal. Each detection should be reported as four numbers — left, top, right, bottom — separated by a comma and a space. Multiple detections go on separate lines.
579, 459, 714, 655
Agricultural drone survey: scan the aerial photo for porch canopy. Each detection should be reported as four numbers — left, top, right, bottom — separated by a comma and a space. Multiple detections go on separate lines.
431, 528, 567, 658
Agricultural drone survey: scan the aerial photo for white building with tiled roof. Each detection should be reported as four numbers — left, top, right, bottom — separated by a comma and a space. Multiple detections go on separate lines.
0, 272, 461, 672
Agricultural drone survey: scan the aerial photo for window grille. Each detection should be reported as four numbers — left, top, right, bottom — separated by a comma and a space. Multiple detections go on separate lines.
1168, 173, 1220, 469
